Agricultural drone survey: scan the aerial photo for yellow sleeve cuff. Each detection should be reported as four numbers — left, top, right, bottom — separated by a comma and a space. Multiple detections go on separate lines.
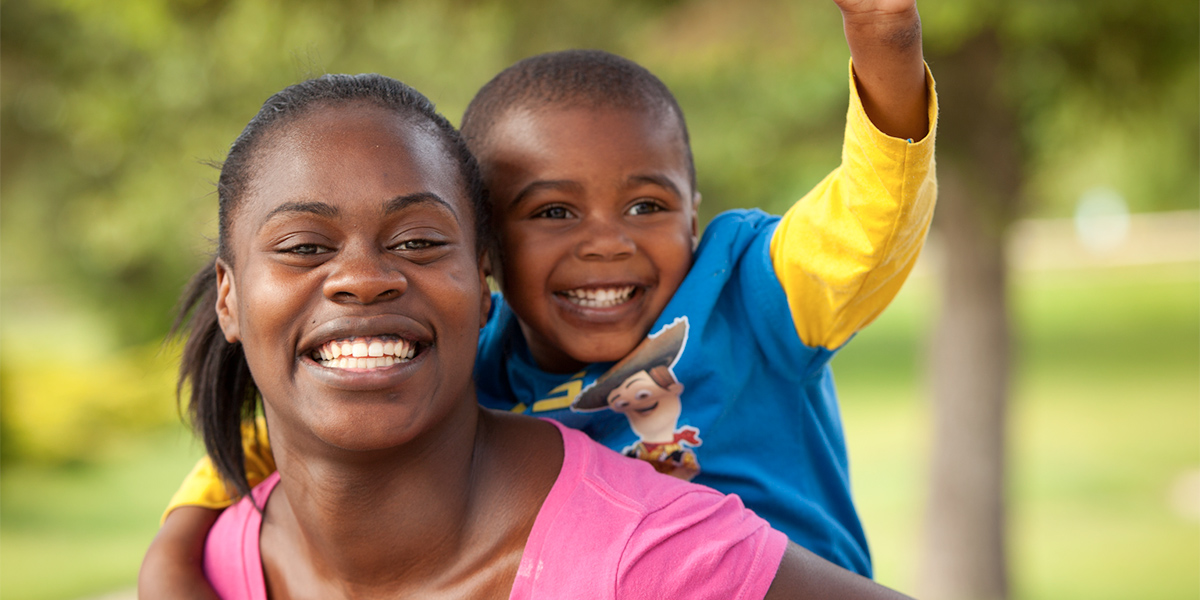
769, 59, 938, 349
160, 417, 276, 523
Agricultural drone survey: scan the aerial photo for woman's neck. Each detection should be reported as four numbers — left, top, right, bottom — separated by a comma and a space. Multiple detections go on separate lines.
259, 403, 563, 599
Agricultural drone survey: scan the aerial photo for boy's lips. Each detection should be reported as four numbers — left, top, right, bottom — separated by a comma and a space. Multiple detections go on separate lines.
554, 284, 640, 309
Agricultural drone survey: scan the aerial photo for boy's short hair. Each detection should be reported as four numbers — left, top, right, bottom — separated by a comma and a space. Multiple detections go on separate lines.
461, 49, 696, 190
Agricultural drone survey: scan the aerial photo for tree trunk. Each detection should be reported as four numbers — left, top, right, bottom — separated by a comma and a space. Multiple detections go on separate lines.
919, 26, 1020, 600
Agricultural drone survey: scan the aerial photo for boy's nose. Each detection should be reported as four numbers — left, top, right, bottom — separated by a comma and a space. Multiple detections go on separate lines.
323, 247, 406, 304
575, 218, 635, 261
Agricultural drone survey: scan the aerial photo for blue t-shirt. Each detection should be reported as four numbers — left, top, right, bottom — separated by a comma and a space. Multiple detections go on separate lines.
475, 209, 871, 576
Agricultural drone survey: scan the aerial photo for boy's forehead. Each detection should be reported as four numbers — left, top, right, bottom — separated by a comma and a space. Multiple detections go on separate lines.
478, 104, 690, 180
489, 102, 682, 144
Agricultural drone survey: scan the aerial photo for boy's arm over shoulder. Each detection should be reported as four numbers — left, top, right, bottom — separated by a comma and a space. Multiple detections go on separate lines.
770, 0, 937, 350
139, 419, 276, 598
139, 507, 222, 600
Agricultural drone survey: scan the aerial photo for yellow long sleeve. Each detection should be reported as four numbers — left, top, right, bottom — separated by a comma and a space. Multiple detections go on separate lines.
770, 60, 938, 350
161, 417, 276, 522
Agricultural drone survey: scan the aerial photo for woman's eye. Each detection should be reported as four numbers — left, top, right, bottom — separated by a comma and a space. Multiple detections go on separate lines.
627, 200, 664, 216
533, 205, 571, 219
284, 244, 329, 255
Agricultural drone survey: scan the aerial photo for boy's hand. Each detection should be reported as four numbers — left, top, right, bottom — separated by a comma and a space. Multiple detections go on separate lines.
832, 0, 928, 141
138, 506, 223, 600
833, 0, 917, 18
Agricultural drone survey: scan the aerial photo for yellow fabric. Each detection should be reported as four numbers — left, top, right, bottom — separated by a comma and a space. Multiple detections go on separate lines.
770, 60, 938, 350
161, 417, 276, 523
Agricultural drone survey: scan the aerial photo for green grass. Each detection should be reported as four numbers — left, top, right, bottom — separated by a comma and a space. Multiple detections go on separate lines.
0, 430, 207, 600
836, 262, 1200, 599
1, 262, 1196, 599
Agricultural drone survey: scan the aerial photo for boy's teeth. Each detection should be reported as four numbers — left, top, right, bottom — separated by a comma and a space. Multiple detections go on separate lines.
561, 285, 636, 308
313, 336, 416, 370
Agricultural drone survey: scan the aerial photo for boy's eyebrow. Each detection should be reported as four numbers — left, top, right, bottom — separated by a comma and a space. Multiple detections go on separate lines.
626, 174, 684, 200
383, 192, 460, 223
509, 180, 584, 211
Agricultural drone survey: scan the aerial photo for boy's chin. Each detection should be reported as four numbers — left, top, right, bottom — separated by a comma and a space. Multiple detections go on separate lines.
533, 337, 642, 373
565, 337, 643, 366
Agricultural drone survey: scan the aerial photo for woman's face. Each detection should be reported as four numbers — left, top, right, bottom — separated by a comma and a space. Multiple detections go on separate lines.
215, 103, 489, 453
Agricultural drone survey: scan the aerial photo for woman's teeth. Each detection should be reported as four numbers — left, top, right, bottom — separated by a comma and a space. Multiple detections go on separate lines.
312, 336, 416, 370
560, 286, 636, 308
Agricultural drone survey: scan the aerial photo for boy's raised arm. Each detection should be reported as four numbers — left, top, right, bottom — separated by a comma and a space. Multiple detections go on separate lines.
769, 0, 937, 351
835, 0, 927, 140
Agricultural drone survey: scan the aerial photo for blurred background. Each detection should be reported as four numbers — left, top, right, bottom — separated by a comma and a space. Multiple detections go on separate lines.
0, 0, 1196, 598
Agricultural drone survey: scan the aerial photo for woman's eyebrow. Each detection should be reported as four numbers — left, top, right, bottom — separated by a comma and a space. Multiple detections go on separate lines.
258, 201, 339, 231
383, 192, 459, 223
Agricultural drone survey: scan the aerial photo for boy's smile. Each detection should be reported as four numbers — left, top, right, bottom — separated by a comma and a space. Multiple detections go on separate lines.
479, 105, 699, 373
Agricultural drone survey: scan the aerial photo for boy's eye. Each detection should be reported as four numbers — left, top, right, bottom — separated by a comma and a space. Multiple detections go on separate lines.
627, 200, 664, 216
532, 205, 572, 219
393, 239, 438, 251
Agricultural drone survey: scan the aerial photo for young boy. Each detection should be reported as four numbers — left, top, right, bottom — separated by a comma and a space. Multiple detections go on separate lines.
142, 0, 936, 592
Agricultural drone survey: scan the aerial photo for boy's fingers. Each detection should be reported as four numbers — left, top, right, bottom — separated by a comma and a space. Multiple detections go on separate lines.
834, 0, 918, 18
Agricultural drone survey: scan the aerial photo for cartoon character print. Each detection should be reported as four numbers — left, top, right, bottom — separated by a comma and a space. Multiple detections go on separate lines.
572, 318, 700, 480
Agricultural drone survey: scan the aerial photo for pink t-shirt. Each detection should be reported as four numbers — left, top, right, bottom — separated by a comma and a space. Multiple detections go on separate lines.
204, 421, 788, 599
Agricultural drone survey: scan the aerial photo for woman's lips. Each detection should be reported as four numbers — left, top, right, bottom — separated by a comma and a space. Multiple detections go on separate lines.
310, 335, 418, 370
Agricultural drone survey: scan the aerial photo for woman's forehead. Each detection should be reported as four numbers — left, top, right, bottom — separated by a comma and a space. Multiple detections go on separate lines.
241, 105, 467, 219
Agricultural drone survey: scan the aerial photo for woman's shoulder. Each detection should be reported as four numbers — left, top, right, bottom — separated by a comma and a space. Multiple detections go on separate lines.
560, 423, 724, 511
511, 421, 787, 599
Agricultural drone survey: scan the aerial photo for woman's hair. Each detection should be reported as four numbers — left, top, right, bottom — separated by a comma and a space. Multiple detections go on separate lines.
175, 74, 487, 500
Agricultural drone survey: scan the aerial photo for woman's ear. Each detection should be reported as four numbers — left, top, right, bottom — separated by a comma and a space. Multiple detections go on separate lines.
478, 253, 492, 329
214, 259, 241, 343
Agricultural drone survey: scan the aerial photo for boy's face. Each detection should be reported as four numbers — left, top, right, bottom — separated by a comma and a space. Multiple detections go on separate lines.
479, 105, 698, 373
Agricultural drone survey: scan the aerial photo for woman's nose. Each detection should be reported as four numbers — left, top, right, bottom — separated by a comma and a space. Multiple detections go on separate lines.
575, 216, 635, 261
322, 246, 406, 304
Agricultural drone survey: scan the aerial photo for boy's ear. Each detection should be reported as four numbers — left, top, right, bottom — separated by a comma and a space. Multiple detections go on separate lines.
214, 259, 241, 343
690, 192, 702, 243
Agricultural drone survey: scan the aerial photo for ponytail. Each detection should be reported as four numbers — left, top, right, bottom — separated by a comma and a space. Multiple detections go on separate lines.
172, 258, 259, 501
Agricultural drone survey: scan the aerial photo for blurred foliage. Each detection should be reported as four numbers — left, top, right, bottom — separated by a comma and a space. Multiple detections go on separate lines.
0, 0, 1196, 465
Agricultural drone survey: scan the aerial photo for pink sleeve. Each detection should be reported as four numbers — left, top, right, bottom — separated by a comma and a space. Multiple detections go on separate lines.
617, 491, 788, 600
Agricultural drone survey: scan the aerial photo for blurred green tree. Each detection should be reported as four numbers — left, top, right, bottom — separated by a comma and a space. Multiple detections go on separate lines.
919, 1, 1197, 599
